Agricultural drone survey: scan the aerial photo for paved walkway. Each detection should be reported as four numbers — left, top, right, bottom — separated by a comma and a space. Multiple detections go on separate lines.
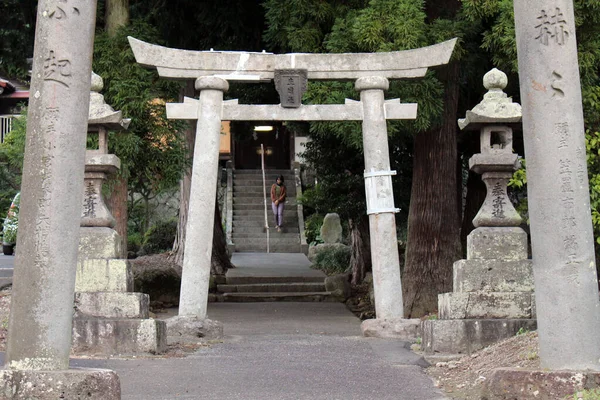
7, 253, 447, 399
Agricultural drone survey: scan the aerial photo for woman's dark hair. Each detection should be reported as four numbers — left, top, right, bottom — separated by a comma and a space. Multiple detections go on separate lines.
276, 175, 285, 184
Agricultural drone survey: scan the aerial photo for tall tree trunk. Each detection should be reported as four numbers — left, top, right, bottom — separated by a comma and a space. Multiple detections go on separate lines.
212, 202, 233, 275
350, 215, 371, 285
106, 176, 128, 258
105, 0, 130, 36
402, 61, 462, 318
171, 83, 196, 266
104, 0, 130, 257
460, 170, 486, 254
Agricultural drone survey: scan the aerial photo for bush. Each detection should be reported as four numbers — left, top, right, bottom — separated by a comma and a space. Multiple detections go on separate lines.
304, 213, 324, 245
139, 219, 177, 255
127, 232, 143, 258
313, 245, 351, 275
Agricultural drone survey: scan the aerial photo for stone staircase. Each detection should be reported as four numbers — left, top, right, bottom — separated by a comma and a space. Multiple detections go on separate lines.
214, 253, 335, 303
232, 169, 302, 253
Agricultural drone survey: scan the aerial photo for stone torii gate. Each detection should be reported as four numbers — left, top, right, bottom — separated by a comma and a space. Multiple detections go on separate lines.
129, 37, 457, 333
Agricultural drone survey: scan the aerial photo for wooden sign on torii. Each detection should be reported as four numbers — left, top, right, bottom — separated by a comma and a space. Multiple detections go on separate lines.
129, 37, 456, 333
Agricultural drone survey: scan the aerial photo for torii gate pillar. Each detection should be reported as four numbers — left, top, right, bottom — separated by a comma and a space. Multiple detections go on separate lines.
356, 77, 404, 320
179, 77, 229, 319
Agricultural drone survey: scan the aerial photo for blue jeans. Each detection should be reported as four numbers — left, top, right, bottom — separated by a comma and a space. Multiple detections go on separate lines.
272, 201, 285, 227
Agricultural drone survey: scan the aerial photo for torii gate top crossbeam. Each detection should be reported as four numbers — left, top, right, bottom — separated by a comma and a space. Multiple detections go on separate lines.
128, 37, 457, 81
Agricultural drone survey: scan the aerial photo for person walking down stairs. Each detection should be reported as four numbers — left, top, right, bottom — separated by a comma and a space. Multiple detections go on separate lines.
270, 175, 286, 232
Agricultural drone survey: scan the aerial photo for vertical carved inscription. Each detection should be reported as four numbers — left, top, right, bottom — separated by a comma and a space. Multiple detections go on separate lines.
491, 182, 506, 219
82, 181, 97, 218
43, 50, 72, 88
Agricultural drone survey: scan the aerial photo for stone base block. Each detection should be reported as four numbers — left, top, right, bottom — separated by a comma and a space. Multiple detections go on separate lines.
74, 292, 149, 319
166, 316, 224, 343
0, 368, 120, 399
75, 259, 133, 292
439, 292, 535, 319
467, 227, 528, 261
79, 227, 122, 259
361, 318, 420, 340
483, 368, 600, 400
72, 318, 166, 355
453, 259, 534, 292
421, 319, 537, 355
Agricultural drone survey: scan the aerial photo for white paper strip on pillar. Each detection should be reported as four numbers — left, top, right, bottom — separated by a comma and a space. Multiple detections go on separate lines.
364, 170, 400, 215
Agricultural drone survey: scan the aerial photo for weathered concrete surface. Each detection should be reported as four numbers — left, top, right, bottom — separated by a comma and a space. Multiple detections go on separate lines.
439, 292, 535, 320
78, 227, 122, 260
361, 318, 420, 340
72, 319, 166, 355
0, 368, 120, 399
514, 0, 600, 370
421, 319, 537, 355
483, 368, 600, 400
178, 77, 228, 319
76, 259, 133, 292
5, 0, 99, 371
320, 213, 343, 244
453, 259, 534, 292
165, 316, 224, 344
129, 36, 457, 80
467, 227, 528, 261
74, 292, 150, 319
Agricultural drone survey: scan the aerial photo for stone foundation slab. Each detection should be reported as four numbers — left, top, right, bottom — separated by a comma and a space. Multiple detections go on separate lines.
361, 318, 420, 340
74, 292, 149, 319
438, 292, 534, 319
453, 259, 534, 292
72, 318, 166, 355
482, 368, 600, 400
79, 227, 122, 260
75, 259, 133, 292
467, 227, 528, 261
421, 319, 537, 355
0, 368, 120, 399
166, 316, 224, 343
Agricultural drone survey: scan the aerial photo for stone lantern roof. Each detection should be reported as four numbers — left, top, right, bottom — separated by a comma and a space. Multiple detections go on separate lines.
458, 68, 522, 131
88, 72, 131, 130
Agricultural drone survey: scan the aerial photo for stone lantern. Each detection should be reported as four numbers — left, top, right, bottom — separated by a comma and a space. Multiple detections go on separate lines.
72, 72, 166, 356
421, 69, 536, 355
81, 72, 130, 229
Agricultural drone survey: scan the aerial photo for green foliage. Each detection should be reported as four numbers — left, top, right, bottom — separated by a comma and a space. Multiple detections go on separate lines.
566, 389, 600, 400
93, 21, 190, 232
139, 219, 178, 255
0, 0, 36, 79
127, 232, 143, 257
2, 193, 20, 245
516, 327, 530, 336
304, 213, 324, 245
313, 245, 352, 275
0, 108, 26, 220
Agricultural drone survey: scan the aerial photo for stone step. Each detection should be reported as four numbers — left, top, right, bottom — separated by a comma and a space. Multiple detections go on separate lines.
227, 276, 325, 285
232, 203, 298, 211
232, 232, 300, 239
232, 226, 300, 234
234, 179, 293, 186
233, 210, 299, 217
234, 242, 303, 253
233, 169, 294, 175
233, 197, 297, 205
217, 282, 326, 293
438, 292, 536, 320
218, 292, 336, 302
233, 187, 297, 195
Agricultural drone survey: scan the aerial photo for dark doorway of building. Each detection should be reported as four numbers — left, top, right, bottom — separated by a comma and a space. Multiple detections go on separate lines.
234, 122, 290, 170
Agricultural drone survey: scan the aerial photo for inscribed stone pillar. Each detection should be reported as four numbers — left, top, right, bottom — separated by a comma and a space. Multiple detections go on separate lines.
356, 76, 404, 320
179, 76, 229, 318
514, 1, 600, 370
5, 0, 98, 371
